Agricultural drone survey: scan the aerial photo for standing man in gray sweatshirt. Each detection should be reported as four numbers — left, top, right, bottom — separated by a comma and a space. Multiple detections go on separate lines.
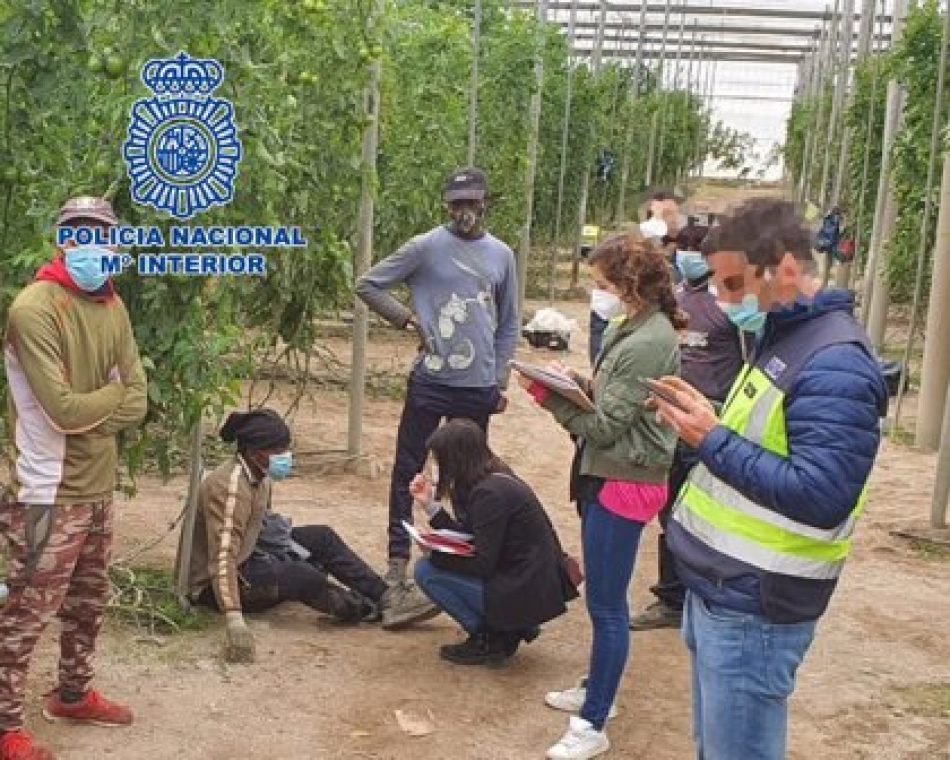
356, 168, 519, 584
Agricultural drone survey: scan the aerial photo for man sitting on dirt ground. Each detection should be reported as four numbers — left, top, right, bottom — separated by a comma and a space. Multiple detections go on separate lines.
652, 198, 888, 760
187, 409, 439, 663
356, 167, 519, 586
1, 196, 147, 760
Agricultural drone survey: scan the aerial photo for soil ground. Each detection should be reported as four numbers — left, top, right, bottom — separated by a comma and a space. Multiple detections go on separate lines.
19, 185, 950, 759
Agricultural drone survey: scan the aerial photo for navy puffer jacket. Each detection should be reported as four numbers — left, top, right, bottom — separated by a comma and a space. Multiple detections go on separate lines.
670, 289, 888, 620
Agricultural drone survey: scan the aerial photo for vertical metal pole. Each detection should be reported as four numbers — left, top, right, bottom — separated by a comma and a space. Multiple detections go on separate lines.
918, 153, 950, 451
799, 24, 828, 204
570, 0, 607, 289
468, 0, 481, 166
691, 36, 706, 179
844, 0, 884, 290
820, 0, 855, 287
174, 421, 203, 608
657, 5, 686, 186
648, 0, 673, 186
347, 0, 384, 457
932, 381, 950, 528
863, 0, 909, 347
616, 0, 648, 222
817, 0, 844, 213
892, 0, 950, 436
549, 0, 579, 302
518, 0, 547, 320
830, 0, 857, 207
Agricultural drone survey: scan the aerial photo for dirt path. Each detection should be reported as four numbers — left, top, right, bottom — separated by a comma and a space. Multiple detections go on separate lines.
18, 291, 947, 760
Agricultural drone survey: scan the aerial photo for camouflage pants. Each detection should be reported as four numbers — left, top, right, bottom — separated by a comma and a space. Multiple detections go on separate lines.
0, 501, 112, 731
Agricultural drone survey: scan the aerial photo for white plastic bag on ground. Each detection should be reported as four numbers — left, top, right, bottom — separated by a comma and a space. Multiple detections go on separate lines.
525, 308, 578, 335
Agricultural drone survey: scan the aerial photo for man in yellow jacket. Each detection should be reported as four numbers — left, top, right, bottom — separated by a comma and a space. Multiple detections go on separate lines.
0, 197, 147, 760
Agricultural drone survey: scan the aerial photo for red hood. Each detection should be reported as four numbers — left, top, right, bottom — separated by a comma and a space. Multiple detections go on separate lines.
35, 255, 115, 302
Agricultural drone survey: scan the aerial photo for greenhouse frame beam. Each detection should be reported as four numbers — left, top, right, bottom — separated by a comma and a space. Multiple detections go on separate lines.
565, 19, 891, 43
572, 33, 852, 56
519, 1, 890, 23
573, 46, 817, 64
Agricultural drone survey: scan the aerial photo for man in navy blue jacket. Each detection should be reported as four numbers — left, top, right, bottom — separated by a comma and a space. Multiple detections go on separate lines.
649, 198, 887, 760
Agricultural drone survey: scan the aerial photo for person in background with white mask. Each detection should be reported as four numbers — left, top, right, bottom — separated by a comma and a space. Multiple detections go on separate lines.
629, 222, 752, 632
187, 409, 439, 665
588, 212, 669, 366
1, 197, 147, 760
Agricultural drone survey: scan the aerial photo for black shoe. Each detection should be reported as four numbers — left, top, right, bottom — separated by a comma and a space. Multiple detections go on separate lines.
521, 626, 541, 644
439, 633, 512, 666
360, 597, 382, 623
327, 588, 368, 624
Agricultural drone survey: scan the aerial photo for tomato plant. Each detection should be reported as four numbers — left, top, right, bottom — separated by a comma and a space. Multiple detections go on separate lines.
0, 0, 718, 480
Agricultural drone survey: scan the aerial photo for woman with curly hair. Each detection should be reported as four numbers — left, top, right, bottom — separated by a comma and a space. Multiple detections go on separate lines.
521, 233, 683, 760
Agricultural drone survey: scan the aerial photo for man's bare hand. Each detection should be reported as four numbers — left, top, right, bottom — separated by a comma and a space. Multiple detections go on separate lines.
224, 612, 255, 664
650, 376, 718, 449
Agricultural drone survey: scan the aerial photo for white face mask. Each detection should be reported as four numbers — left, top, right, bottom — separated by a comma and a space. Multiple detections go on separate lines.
640, 217, 668, 240
591, 289, 624, 320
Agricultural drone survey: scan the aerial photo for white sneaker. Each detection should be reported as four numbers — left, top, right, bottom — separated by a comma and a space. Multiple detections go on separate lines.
544, 678, 618, 719
546, 716, 610, 760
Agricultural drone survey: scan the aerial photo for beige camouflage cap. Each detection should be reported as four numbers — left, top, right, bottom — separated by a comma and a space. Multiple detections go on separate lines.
55, 196, 118, 227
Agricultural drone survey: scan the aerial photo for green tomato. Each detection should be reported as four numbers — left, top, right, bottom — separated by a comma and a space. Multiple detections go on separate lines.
105, 55, 125, 79
88, 54, 103, 73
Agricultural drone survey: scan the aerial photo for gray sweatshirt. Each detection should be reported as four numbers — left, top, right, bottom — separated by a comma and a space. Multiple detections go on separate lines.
356, 225, 519, 389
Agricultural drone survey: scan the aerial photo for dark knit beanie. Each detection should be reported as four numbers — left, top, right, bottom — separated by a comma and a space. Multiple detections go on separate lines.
219, 409, 291, 451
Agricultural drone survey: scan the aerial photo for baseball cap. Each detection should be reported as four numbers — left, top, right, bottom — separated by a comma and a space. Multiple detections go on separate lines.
442, 168, 488, 202
55, 196, 118, 227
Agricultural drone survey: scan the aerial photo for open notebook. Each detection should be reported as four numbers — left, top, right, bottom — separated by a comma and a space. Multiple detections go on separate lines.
402, 520, 475, 556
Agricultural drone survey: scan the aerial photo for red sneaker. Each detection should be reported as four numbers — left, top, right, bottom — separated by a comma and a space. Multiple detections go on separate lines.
0, 730, 54, 760
41, 690, 132, 727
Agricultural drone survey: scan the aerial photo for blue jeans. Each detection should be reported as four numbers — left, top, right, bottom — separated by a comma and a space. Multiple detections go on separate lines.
682, 591, 817, 760
579, 499, 644, 730
589, 312, 609, 366
414, 558, 486, 635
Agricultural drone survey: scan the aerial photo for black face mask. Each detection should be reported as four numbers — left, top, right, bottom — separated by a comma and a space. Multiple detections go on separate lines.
449, 204, 484, 235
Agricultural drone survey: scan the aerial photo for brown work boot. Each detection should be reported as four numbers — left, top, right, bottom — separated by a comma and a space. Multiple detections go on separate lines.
628, 600, 683, 631
384, 558, 408, 586
381, 582, 440, 630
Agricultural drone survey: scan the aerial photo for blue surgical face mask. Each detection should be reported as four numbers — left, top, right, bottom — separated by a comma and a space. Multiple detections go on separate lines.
676, 251, 709, 281
268, 451, 293, 481
64, 245, 112, 292
720, 294, 767, 334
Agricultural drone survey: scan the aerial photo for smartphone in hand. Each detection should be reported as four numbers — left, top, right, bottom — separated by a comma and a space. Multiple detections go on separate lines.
637, 377, 691, 413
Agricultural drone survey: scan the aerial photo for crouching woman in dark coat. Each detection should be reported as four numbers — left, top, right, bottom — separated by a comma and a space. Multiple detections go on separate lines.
412, 419, 577, 666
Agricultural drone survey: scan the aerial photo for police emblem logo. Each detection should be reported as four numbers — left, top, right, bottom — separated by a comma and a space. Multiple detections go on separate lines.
764, 356, 788, 381
122, 51, 243, 220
